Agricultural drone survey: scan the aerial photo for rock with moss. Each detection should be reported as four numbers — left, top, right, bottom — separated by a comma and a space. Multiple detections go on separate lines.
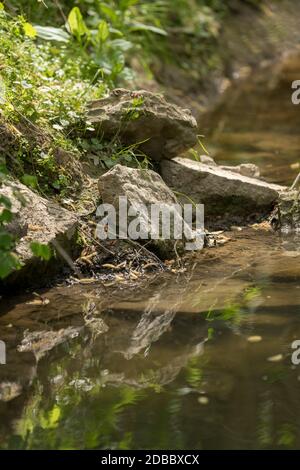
0, 181, 78, 291
88, 89, 198, 162
160, 157, 285, 219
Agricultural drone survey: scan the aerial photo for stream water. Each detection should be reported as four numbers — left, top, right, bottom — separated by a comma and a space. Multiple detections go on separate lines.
0, 66, 300, 450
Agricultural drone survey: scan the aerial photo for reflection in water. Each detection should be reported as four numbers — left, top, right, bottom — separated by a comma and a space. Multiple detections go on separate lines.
0, 229, 299, 450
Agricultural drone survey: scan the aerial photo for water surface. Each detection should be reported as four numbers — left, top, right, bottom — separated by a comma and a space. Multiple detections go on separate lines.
0, 229, 299, 450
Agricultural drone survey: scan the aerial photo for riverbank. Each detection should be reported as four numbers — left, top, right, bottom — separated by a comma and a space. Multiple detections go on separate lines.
1, 0, 300, 293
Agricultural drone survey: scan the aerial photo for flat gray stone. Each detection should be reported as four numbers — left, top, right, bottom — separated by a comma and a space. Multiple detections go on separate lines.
161, 157, 285, 217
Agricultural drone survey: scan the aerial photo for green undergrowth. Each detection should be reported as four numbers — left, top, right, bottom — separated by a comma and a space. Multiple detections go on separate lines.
0, 0, 266, 279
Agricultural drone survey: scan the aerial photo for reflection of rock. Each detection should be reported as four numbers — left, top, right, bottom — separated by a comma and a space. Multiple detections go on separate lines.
122, 293, 176, 359
161, 157, 285, 218
88, 89, 198, 161
94, 282, 208, 388
0, 382, 23, 402
17, 327, 82, 361
0, 181, 78, 291
0, 342, 36, 403
111, 341, 205, 389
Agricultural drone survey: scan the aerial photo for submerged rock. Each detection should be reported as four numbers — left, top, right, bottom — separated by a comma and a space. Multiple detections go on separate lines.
161, 157, 285, 218
98, 164, 198, 257
0, 181, 78, 290
88, 89, 198, 161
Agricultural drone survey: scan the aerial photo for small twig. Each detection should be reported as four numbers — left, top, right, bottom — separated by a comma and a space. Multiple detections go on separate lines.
50, 239, 83, 278
291, 172, 300, 190
125, 238, 166, 270
54, 0, 67, 23
79, 224, 115, 256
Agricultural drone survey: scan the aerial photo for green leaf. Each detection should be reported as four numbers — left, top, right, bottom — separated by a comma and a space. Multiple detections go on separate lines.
34, 26, 70, 43
109, 27, 124, 38
119, 0, 138, 10
68, 7, 88, 37
0, 160, 8, 177
0, 2, 4, 11
0, 195, 12, 210
109, 39, 132, 52
0, 230, 13, 249
130, 22, 168, 36
97, 20, 109, 43
22, 174, 38, 189
99, 4, 118, 23
0, 251, 20, 279
30, 242, 52, 261
23, 22, 37, 39
0, 209, 13, 223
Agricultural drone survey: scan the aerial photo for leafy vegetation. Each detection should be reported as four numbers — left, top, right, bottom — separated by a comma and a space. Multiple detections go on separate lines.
0, 160, 21, 278
0, 0, 265, 278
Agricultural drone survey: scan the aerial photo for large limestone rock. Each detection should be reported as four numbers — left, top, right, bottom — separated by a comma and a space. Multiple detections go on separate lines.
88, 89, 198, 161
98, 165, 199, 257
0, 181, 78, 290
161, 157, 285, 218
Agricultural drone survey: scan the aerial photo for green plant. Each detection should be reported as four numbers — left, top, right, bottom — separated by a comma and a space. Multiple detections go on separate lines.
77, 136, 152, 170
30, 241, 52, 261
0, 173, 21, 279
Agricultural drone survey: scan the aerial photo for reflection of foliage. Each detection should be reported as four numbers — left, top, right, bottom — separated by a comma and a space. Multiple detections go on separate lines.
185, 357, 204, 389
9, 356, 145, 450
257, 397, 297, 449
257, 396, 273, 448
139, 369, 164, 393
262, 365, 289, 384
243, 286, 261, 303
206, 301, 242, 324
277, 424, 296, 448
205, 285, 263, 325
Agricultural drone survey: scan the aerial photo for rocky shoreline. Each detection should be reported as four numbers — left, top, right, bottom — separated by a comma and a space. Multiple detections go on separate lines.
1, 89, 299, 294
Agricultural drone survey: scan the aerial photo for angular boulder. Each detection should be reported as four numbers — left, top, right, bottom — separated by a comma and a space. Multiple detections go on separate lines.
161, 157, 285, 218
0, 181, 78, 290
88, 89, 198, 161
98, 165, 200, 257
